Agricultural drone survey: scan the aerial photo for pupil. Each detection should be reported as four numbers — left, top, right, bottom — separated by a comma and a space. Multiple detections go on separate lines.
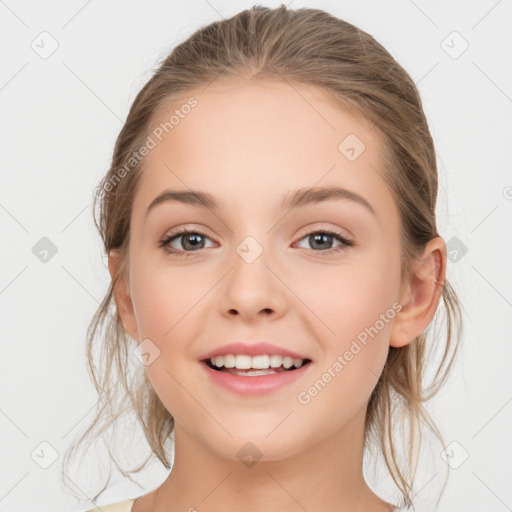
310, 233, 332, 250
183, 234, 203, 250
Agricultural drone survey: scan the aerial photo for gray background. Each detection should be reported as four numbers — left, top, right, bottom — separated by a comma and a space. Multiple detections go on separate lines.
1, 0, 511, 511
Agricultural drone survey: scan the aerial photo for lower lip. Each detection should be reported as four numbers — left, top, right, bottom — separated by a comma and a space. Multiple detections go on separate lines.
200, 361, 312, 396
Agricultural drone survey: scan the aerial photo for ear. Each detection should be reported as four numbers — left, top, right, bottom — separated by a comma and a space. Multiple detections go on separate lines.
108, 249, 139, 342
389, 237, 446, 348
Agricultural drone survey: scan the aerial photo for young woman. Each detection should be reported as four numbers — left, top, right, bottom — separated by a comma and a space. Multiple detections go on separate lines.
63, 5, 462, 511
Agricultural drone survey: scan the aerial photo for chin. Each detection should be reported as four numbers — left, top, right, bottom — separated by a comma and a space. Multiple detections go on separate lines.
214, 431, 309, 465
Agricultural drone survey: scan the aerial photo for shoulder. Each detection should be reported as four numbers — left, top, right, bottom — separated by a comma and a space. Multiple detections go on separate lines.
85, 498, 136, 512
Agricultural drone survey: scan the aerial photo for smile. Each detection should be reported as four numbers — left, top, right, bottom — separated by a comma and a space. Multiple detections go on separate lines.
200, 356, 313, 395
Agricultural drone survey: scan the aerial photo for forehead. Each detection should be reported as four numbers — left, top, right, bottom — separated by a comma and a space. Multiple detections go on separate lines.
132, 78, 398, 226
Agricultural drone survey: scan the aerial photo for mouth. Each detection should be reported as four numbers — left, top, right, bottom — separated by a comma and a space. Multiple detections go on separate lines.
202, 355, 313, 376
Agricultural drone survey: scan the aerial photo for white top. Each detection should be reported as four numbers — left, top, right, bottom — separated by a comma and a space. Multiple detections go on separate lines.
86, 499, 136, 512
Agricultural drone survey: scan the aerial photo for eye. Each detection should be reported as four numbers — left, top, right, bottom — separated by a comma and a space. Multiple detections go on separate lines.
294, 229, 353, 254
159, 229, 215, 257
159, 228, 353, 257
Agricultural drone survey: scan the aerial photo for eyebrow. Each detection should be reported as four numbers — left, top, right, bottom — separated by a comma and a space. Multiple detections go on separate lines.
144, 185, 376, 218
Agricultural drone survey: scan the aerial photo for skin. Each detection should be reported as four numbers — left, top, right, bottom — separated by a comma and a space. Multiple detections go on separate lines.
108, 77, 446, 512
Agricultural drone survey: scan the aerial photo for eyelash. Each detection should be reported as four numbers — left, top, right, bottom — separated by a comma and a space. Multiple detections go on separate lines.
158, 228, 354, 257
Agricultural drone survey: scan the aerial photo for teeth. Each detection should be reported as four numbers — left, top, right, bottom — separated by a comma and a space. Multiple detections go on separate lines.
236, 354, 252, 369
282, 356, 294, 369
251, 355, 269, 369
223, 354, 235, 368
269, 355, 282, 368
209, 354, 306, 370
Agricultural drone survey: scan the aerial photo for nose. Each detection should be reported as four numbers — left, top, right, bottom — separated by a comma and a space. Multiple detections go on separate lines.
218, 242, 288, 323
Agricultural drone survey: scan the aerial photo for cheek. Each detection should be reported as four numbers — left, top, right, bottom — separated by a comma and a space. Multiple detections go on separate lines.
128, 266, 205, 418
294, 257, 400, 405
296, 257, 400, 341
129, 261, 207, 340
293, 269, 398, 436
129, 260, 214, 383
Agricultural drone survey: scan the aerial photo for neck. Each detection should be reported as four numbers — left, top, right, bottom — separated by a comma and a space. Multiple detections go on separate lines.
137, 404, 394, 512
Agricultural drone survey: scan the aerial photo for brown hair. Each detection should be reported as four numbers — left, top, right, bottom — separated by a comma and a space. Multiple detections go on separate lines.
61, 5, 463, 509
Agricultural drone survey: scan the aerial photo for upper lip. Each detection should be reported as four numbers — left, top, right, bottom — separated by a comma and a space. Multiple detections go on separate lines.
199, 341, 311, 361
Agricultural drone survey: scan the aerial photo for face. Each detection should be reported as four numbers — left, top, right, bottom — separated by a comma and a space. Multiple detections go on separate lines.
116, 78, 408, 463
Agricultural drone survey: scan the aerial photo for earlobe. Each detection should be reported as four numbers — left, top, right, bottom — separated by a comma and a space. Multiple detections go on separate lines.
389, 237, 446, 348
107, 249, 139, 341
